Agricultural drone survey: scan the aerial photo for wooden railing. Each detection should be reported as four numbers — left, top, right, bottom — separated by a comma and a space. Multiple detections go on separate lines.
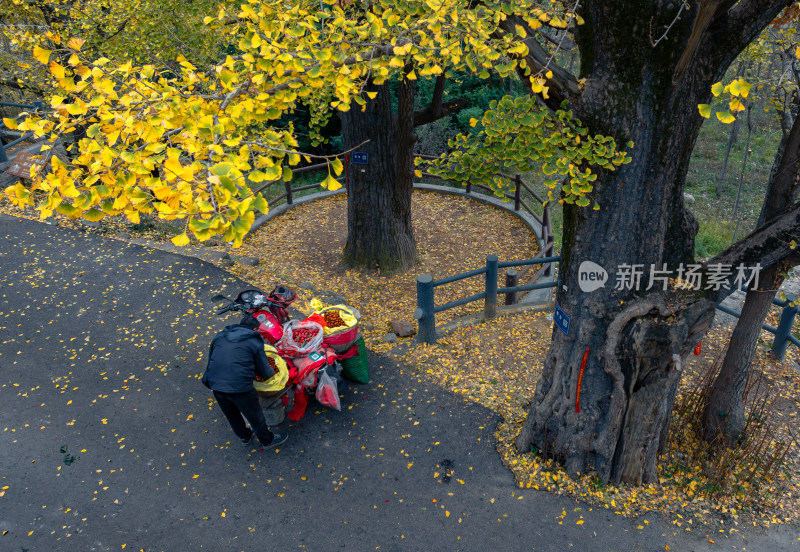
0, 100, 44, 163
415, 154, 555, 300
252, 161, 340, 206
415, 254, 561, 344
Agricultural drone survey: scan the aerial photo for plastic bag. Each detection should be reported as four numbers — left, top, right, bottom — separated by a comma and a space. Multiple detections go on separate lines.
277, 319, 324, 358
253, 345, 289, 395
315, 368, 341, 411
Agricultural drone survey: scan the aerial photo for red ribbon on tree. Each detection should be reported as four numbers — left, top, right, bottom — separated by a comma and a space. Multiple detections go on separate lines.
575, 347, 590, 413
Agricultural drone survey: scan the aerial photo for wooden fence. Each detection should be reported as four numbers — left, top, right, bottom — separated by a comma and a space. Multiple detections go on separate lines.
415, 153, 555, 298
0, 100, 44, 163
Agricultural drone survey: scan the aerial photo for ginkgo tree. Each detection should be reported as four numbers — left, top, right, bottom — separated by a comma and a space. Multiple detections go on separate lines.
3, 0, 625, 254
697, 15, 800, 447
502, 0, 800, 486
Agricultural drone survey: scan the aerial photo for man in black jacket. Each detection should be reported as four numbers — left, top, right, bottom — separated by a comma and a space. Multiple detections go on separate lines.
202, 315, 288, 448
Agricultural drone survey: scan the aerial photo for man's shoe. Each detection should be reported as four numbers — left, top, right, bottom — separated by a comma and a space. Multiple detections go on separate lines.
264, 433, 288, 448
241, 433, 254, 445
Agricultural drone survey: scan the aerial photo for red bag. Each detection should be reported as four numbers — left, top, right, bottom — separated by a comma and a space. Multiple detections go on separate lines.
315, 305, 360, 353
336, 342, 360, 360
293, 347, 336, 388
286, 385, 308, 421
324, 327, 360, 354
305, 312, 327, 327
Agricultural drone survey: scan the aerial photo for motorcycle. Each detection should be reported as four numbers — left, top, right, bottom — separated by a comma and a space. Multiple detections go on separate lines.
211, 286, 345, 422
211, 286, 297, 345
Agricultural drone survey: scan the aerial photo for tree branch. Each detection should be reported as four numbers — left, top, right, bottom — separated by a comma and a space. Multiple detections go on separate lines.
706, 201, 800, 303
759, 96, 800, 226
682, 0, 793, 82
672, 0, 729, 82
0, 77, 45, 95
412, 75, 467, 127
496, 15, 580, 110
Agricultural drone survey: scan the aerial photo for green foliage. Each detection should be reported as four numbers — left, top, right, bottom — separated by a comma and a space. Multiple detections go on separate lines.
423, 96, 631, 206
456, 107, 487, 134
694, 227, 733, 260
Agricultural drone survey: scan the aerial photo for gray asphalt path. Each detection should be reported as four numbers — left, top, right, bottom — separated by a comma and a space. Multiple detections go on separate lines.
0, 214, 797, 551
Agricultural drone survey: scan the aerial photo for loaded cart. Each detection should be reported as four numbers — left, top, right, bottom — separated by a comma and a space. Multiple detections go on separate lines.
213, 289, 371, 424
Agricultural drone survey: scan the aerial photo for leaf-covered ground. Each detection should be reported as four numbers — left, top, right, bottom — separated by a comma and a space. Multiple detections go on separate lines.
4, 190, 800, 535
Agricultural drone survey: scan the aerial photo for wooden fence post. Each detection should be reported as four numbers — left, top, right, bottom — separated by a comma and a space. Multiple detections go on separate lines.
285, 180, 293, 205
771, 303, 798, 360
543, 204, 552, 277
415, 274, 436, 344
484, 255, 498, 319
505, 269, 518, 305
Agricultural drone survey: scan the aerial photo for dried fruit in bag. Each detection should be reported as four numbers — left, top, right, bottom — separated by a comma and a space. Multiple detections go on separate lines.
276, 319, 324, 357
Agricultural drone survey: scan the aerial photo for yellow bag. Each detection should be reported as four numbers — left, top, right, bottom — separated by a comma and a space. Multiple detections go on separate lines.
310, 298, 358, 336
253, 345, 288, 395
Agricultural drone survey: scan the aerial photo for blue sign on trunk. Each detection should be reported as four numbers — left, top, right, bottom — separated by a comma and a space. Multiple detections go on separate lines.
351, 152, 369, 164
554, 304, 570, 336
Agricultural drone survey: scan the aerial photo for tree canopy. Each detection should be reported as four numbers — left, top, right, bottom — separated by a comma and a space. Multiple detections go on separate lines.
0, 0, 219, 96
2, 0, 627, 246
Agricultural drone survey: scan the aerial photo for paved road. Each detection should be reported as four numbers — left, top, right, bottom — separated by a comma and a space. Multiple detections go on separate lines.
1, 214, 797, 551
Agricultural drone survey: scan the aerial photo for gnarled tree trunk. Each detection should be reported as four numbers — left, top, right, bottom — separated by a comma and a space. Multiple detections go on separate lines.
514, 0, 795, 485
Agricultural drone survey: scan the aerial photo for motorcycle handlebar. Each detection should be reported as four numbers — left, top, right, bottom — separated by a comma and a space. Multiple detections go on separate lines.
216, 303, 242, 315
216, 299, 285, 316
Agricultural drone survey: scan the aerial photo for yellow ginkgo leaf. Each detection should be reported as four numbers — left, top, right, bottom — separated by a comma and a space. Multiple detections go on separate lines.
171, 233, 191, 246
33, 46, 50, 64
716, 111, 736, 124
711, 82, 724, 97
697, 104, 711, 118
320, 173, 341, 191
66, 37, 85, 50
48, 61, 66, 79
738, 79, 752, 98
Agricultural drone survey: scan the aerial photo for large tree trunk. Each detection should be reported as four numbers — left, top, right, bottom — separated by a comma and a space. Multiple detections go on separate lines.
339, 79, 418, 272
515, 0, 793, 485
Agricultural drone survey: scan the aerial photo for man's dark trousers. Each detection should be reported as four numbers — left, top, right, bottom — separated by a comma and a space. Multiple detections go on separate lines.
212, 389, 274, 445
